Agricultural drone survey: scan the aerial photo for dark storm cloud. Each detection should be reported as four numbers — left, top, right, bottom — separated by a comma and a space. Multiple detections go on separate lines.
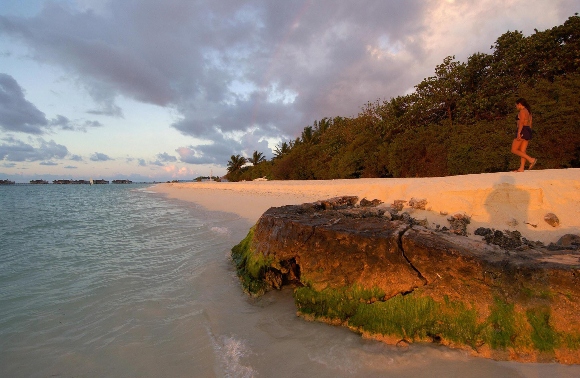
1, 1, 577, 165
90, 152, 113, 161
0, 73, 49, 134
0, 137, 68, 161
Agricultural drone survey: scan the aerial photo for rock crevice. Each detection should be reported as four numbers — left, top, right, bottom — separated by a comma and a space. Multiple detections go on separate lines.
398, 227, 428, 288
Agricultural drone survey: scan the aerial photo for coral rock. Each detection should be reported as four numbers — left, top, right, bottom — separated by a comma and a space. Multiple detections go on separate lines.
544, 213, 560, 227
409, 197, 427, 210
232, 197, 580, 364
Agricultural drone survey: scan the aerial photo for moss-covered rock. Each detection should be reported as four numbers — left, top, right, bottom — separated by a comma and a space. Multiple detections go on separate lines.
231, 227, 271, 296
231, 197, 580, 363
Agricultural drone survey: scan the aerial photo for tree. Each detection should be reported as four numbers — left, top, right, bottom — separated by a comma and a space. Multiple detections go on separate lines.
227, 154, 247, 174
315, 117, 331, 136
414, 56, 464, 126
273, 142, 291, 159
249, 151, 266, 166
301, 125, 314, 144
225, 16, 580, 179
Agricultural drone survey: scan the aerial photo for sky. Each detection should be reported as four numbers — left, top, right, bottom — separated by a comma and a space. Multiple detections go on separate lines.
0, 0, 577, 183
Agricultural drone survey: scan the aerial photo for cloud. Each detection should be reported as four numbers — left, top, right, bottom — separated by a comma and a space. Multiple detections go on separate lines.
90, 152, 113, 161
49, 115, 73, 130
162, 164, 196, 179
64, 165, 77, 169
176, 140, 238, 165
85, 83, 124, 117
83, 120, 103, 128
2, 1, 431, 142
0, 137, 68, 161
1, 1, 577, 165
69, 154, 83, 161
39, 160, 58, 166
174, 123, 278, 165
49, 115, 103, 131
0, 73, 103, 135
0, 73, 49, 134
156, 152, 177, 163
138, 153, 179, 167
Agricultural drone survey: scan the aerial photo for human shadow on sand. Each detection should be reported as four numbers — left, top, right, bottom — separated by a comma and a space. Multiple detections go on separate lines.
478, 175, 579, 251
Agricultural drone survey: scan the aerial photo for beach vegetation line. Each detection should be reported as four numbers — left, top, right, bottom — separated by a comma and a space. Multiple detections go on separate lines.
227, 15, 580, 181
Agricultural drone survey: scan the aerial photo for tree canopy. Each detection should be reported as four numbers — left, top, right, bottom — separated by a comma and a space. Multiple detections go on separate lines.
229, 15, 580, 181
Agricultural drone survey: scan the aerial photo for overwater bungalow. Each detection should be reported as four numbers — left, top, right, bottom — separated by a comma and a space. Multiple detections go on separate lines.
52, 179, 90, 184
30, 180, 49, 184
112, 179, 132, 184
0, 179, 15, 185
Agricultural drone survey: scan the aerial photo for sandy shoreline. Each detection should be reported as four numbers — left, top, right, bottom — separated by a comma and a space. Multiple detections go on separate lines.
151, 168, 580, 244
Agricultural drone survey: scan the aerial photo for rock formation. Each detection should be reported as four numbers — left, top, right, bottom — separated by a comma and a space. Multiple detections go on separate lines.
231, 197, 580, 363
544, 213, 560, 227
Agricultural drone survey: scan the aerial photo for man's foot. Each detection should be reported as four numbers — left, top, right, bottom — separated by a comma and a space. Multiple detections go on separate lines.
529, 158, 537, 170
511, 169, 524, 172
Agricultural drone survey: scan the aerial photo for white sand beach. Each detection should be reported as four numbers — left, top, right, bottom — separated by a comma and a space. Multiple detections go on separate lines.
152, 168, 580, 244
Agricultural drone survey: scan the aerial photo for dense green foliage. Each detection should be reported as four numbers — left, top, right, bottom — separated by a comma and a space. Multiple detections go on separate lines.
228, 16, 580, 181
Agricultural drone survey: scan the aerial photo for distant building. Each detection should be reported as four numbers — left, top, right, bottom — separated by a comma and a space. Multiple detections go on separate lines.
112, 179, 132, 184
30, 180, 49, 184
0, 179, 15, 185
93, 179, 109, 184
53, 180, 86, 184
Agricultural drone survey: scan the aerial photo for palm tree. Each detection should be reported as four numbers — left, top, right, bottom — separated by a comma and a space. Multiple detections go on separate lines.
314, 117, 330, 137
227, 154, 247, 174
273, 142, 291, 159
249, 151, 266, 166
301, 126, 314, 144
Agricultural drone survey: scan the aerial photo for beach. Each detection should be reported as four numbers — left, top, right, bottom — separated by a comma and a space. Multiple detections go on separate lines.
153, 168, 580, 244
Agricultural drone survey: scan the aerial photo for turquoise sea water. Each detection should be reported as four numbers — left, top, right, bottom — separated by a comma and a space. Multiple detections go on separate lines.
1, 184, 579, 377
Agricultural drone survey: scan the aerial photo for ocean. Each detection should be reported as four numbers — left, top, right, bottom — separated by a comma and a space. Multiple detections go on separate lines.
1, 184, 578, 377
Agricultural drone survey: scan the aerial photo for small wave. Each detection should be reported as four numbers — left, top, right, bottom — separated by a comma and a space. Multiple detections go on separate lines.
212, 335, 257, 378
308, 344, 360, 375
211, 226, 230, 236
